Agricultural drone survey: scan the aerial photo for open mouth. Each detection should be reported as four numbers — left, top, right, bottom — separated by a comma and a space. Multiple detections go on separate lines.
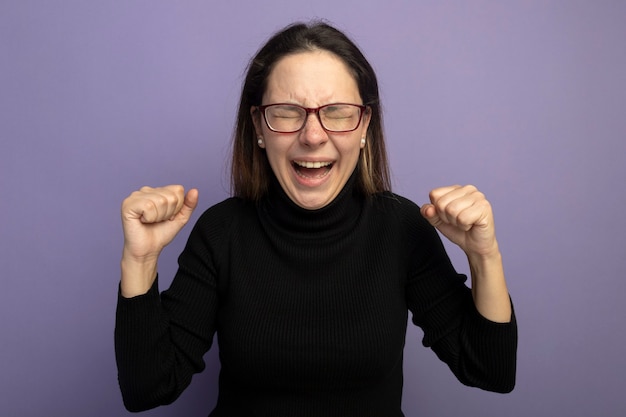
292, 160, 333, 179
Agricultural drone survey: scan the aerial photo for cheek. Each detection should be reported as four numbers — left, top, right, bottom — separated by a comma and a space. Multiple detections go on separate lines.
337, 140, 364, 164
263, 140, 289, 167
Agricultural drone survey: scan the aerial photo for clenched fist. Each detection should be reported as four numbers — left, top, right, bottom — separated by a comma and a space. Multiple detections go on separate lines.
420, 185, 499, 259
120, 185, 198, 297
421, 185, 511, 322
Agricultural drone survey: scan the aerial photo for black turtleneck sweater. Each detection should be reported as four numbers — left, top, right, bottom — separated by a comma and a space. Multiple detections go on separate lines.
115, 174, 517, 416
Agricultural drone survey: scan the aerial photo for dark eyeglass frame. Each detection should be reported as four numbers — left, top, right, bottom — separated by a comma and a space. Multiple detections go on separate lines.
256, 103, 368, 133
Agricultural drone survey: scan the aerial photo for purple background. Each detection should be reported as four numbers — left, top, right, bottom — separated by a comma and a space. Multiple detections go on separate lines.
2, 1, 625, 416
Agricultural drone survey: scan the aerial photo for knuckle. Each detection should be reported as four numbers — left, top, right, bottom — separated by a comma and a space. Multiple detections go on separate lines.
444, 199, 460, 215
434, 201, 447, 215
143, 198, 158, 212
123, 190, 146, 209
170, 184, 184, 194
155, 194, 170, 207
428, 188, 442, 203
479, 199, 492, 214
472, 188, 485, 199
129, 190, 144, 199
457, 210, 472, 225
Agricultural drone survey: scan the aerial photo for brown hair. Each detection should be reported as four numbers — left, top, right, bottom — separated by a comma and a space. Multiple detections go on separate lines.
231, 21, 391, 200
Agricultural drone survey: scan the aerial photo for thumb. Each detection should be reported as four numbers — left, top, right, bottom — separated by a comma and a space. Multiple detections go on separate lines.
420, 203, 442, 228
176, 188, 199, 222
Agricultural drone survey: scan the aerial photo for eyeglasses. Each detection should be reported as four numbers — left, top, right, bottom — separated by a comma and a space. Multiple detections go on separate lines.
257, 103, 367, 133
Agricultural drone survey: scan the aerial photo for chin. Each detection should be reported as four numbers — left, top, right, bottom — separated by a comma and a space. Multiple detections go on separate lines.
290, 191, 335, 210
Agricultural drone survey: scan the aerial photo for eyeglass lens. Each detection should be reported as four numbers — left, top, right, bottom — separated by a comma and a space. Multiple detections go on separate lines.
264, 104, 362, 133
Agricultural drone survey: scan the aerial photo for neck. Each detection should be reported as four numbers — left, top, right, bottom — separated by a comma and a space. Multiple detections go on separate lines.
260, 170, 363, 238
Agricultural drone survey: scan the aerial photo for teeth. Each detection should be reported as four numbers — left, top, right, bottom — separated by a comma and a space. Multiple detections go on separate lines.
294, 161, 332, 169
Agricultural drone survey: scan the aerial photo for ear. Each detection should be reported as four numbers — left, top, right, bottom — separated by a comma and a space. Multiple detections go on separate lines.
250, 106, 266, 148
359, 107, 372, 148
251, 106, 264, 138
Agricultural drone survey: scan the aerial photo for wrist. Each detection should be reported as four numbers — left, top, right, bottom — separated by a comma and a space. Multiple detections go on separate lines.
120, 253, 158, 298
465, 239, 501, 266
467, 249, 503, 284
466, 246, 511, 323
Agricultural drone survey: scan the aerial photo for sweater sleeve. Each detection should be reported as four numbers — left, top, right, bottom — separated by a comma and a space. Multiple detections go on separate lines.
114, 208, 223, 412
399, 197, 517, 393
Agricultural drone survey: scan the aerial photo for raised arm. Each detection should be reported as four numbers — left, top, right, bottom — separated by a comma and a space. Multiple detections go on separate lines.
120, 185, 198, 297
420, 185, 511, 323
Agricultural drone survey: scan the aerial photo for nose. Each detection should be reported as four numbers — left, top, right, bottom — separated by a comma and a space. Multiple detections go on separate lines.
298, 113, 328, 147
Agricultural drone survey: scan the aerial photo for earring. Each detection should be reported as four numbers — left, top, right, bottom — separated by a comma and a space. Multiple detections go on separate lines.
360, 137, 366, 146
257, 137, 263, 146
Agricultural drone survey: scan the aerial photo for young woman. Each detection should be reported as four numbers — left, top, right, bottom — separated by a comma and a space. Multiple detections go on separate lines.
115, 21, 516, 417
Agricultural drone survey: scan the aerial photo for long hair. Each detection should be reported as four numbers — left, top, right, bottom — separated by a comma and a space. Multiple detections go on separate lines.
231, 21, 391, 200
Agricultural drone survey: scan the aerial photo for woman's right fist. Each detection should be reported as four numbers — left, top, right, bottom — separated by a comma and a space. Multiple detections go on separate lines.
121, 185, 199, 262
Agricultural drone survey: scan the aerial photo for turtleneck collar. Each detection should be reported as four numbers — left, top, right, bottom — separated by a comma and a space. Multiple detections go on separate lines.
259, 169, 364, 239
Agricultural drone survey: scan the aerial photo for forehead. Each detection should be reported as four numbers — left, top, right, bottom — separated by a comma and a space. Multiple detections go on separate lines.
263, 50, 360, 105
